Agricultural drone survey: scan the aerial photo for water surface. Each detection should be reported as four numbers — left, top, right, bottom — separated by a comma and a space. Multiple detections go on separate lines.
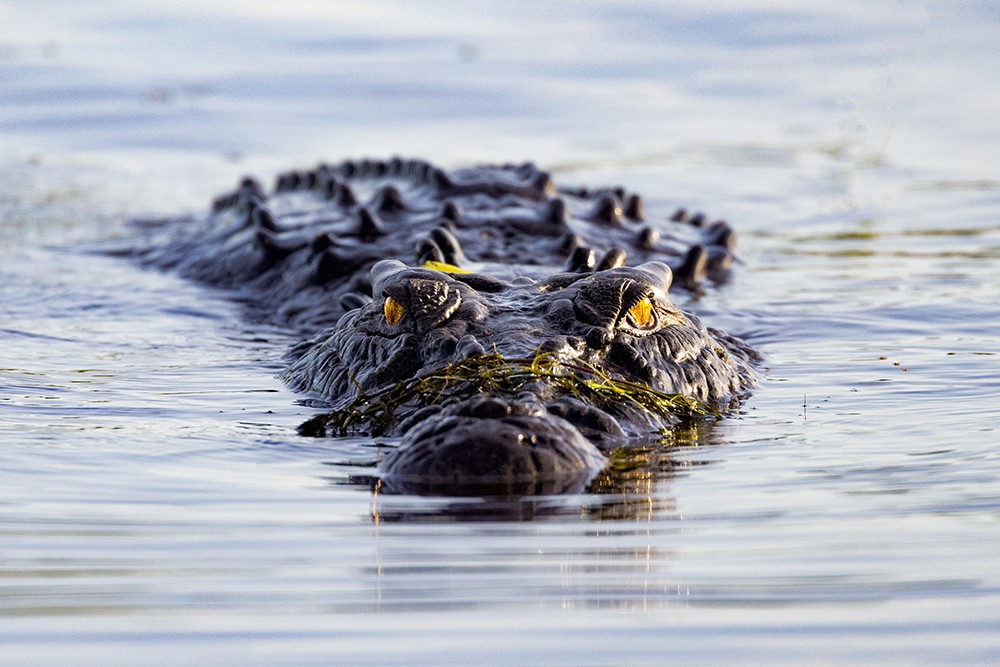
2, 2, 999, 664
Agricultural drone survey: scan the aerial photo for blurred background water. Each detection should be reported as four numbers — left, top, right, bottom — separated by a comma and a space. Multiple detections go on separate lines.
1, 1, 999, 664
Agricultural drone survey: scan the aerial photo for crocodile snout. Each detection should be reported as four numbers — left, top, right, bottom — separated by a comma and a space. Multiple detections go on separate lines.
379, 396, 607, 495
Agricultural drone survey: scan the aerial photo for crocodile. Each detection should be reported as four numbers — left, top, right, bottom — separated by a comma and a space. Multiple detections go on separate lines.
129, 158, 760, 494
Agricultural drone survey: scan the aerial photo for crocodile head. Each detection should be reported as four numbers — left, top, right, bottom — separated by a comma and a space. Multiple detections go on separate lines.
286, 259, 758, 494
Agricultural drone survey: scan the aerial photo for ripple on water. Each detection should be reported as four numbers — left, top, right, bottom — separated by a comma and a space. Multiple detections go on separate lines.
2, 3, 1000, 659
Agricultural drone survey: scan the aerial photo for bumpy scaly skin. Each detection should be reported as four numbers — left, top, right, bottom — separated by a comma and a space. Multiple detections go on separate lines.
135, 158, 738, 332
287, 261, 754, 408
131, 158, 758, 493
285, 259, 758, 490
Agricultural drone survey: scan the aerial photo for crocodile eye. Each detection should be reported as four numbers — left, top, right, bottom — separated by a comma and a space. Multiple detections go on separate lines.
383, 296, 404, 326
627, 297, 655, 330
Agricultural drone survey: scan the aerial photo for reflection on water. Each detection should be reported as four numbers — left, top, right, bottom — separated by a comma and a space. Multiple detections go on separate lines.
3, 0, 1000, 664
3, 153, 1000, 662
350, 428, 710, 522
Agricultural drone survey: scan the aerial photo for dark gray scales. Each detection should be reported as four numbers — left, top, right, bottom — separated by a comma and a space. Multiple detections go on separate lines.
134, 158, 736, 332
127, 158, 759, 494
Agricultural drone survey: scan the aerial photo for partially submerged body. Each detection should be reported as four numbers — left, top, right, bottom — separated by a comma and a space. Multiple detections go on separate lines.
128, 159, 760, 493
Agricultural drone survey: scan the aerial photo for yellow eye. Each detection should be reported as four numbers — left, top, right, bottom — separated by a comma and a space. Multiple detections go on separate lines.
628, 297, 655, 329
383, 296, 404, 326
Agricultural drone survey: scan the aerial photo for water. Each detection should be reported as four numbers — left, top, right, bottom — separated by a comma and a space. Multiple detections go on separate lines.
2, 1, 1000, 664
